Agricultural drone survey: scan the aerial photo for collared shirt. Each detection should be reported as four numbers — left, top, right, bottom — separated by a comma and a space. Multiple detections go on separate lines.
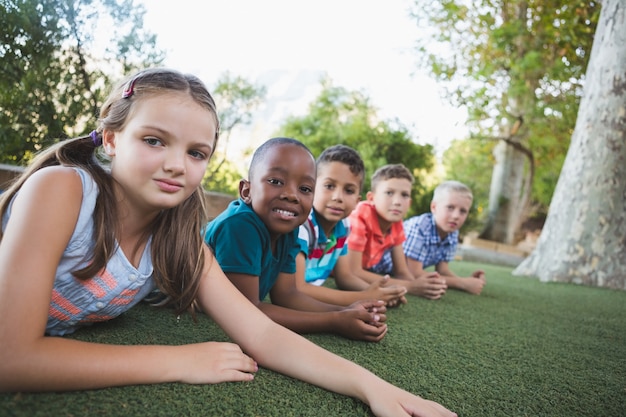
298, 210, 349, 286
374, 213, 458, 273
347, 201, 405, 270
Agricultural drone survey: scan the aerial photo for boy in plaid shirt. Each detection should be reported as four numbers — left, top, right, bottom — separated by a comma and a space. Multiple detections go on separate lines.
375, 180, 486, 296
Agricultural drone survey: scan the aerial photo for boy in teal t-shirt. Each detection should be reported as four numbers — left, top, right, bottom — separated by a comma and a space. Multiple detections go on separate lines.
206, 198, 299, 301
204, 138, 388, 342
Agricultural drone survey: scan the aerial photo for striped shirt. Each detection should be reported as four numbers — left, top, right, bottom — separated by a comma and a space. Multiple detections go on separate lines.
298, 210, 349, 286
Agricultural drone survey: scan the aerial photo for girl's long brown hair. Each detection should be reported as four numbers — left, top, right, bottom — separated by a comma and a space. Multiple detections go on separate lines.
0, 68, 220, 315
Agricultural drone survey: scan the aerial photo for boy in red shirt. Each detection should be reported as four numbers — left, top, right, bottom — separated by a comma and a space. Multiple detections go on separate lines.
345, 164, 448, 299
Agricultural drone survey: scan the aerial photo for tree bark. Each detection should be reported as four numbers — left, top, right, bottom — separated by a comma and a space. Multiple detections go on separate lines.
480, 138, 529, 244
480, 1, 534, 245
513, 0, 626, 290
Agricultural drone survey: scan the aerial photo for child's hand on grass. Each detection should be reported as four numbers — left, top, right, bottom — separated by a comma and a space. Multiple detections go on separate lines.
364, 275, 408, 307
408, 272, 447, 300
462, 270, 486, 295
472, 270, 485, 280
175, 341, 257, 384
334, 300, 388, 342
366, 380, 457, 417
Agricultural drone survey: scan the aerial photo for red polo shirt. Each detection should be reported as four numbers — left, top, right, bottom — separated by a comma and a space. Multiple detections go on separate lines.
347, 201, 406, 269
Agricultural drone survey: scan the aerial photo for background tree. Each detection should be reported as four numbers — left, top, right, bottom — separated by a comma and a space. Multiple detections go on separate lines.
513, 0, 626, 290
0, 0, 164, 165
203, 72, 266, 196
276, 78, 436, 216
411, 0, 599, 243
441, 137, 495, 233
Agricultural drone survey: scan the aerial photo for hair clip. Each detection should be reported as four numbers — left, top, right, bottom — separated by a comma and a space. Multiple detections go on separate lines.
122, 77, 138, 99
90, 130, 102, 147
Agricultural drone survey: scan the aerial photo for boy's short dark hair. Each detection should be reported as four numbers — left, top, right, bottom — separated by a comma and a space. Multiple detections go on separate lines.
370, 163, 414, 191
249, 137, 313, 180
316, 145, 365, 189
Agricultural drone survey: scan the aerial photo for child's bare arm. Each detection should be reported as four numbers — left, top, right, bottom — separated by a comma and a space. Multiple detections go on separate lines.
330, 257, 407, 305
436, 262, 486, 295
406, 257, 428, 278
224, 268, 387, 341
293, 252, 361, 305
390, 245, 414, 281
344, 248, 388, 284
344, 248, 415, 300
0, 168, 257, 392
332, 255, 370, 290
199, 255, 456, 417
274, 256, 345, 311
294, 253, 404, 306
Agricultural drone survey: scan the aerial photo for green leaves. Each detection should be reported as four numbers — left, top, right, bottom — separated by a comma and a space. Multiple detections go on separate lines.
411, 0, 599, 222
277, 78, 436, 216
0, 0, 164, 165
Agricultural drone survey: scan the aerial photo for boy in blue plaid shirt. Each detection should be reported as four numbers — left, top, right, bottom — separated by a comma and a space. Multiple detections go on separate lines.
375, 180, 486, 297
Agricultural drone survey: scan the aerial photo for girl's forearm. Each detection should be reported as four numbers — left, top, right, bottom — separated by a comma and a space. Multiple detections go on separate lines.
0, 337, 179, 392
249, 320, 382, 403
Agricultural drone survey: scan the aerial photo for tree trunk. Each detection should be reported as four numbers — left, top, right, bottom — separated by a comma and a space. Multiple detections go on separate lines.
480, 139, 529, 244
480, 1, 534, 245
513, 0, 626, 290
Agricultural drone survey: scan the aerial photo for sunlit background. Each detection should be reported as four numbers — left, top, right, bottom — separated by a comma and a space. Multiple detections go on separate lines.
140, 0, 467, 159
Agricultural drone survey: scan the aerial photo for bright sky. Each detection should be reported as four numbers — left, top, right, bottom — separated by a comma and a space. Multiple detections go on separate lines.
140, 0, 467, 155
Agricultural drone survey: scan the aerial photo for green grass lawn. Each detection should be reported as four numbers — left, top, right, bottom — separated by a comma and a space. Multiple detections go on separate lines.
2, 261, 625, 417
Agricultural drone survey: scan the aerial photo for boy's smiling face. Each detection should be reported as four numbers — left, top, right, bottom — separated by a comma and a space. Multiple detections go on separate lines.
240, 143, 316, 241
313, 161, 361, 234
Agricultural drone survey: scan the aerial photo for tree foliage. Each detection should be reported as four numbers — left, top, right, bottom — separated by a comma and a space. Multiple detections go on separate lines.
0, 0, 164, 165
276, 78, 436, 216
513, 0, 626, 289
203, 72, 267, 196
441, 137, 495, 232
411, 0, 600, 238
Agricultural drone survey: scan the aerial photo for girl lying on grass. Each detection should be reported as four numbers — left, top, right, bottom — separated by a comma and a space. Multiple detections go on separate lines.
0, 68, 455, 417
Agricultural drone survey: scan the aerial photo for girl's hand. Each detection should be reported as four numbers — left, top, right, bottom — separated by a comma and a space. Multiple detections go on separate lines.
174, 342, 258, 384
368, 383, 457, 417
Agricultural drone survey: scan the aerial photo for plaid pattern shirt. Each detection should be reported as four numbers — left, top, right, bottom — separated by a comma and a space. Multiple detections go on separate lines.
373, 213, 458, 273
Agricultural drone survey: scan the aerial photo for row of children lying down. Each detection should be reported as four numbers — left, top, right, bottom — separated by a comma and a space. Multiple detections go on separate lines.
205, 138, 486, 342
0, 67, 489, 417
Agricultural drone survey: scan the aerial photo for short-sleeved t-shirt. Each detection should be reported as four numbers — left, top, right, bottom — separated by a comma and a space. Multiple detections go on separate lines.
346, 201, 405, 270
297, 210, 349, 286
204, 199, 300, 301
374, 213, 458, 273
